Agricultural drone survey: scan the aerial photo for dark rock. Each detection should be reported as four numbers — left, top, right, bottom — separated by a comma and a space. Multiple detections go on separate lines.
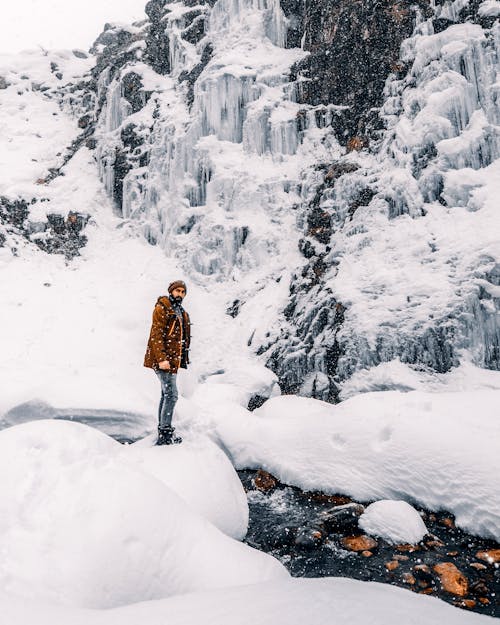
287, 0, 418, 145
181, 10, 207, 45
413, 564, 434, 589
121, 72, 151, 113
254, 470, 279, 492
78, 114, 92, 129
294, 526, 325, 549
145, 0, 171, 75
248, 395, 268, 411
179, 43, 213, 107
318, 502, 365, 532
226, 299, 241, 318
72, 49, 88, 59
0, 76, 8, 89
470, 580, 489, 596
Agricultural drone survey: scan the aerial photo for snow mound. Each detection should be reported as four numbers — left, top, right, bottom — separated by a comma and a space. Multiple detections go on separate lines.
214, 390, 500, 540
1, 577, 493, 625
359, 500, 428, 545
0, 420, 286, 609
125, 436, 249, 539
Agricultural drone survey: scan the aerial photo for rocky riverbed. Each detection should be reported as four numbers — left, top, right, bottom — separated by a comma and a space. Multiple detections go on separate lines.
239, 469, 500, 617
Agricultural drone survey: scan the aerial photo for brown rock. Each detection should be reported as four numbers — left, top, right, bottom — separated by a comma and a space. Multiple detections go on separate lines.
441, 517, 455, 529
479, 597, 490, 605
253, 470, 278, 492
324, 162, 359, 183
470, 562, 487, 571
420, 588, 434, 595
385, 560, 399, 571
414, 564, 431, 573
447, 551, 459, 557
346, 136, 368, 152
425, 539, 445, 549
361, 550, 373, 557
393, 554, 409, 561
396, 544, 419, 552
403, 573, 416, 585
341, 535, 378, 552
308, 493, 352, 505
476, 549, 500, 564
433, 563, 468, 597
454, 600, 476, 610
390, 61, 404, 72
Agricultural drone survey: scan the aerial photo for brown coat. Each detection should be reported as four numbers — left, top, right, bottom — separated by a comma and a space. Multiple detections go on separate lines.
144, 296, 191, 373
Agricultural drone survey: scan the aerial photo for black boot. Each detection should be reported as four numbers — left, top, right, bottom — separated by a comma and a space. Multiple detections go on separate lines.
157, 426, 182, 446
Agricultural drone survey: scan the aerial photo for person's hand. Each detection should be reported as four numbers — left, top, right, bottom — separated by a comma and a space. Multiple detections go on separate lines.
158, 361, 171, 370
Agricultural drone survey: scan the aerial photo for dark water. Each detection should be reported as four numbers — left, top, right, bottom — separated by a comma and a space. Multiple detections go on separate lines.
239, 470, 500, 618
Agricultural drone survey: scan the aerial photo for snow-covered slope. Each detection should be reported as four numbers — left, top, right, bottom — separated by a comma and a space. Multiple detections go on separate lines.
68, 0, 500, 401
1, 577, 495, 625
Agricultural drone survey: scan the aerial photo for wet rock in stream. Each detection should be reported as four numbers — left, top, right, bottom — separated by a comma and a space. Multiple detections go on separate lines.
239, 469, 500, 617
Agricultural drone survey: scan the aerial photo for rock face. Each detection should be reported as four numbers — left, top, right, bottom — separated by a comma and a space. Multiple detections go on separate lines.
54, 0, 500, 400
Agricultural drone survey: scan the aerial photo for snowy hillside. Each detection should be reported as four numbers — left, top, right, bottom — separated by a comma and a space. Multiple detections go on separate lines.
48, 0, 499, 401
1, 0, 500, 622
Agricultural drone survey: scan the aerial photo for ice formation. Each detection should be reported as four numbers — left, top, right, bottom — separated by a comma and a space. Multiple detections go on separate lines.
85, 0, 500, 399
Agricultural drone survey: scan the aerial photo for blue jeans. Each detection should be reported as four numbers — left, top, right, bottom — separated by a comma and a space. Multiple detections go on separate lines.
155, 370, 178, 428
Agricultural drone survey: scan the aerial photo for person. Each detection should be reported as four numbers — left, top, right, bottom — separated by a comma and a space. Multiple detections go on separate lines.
144, 280, 191, 445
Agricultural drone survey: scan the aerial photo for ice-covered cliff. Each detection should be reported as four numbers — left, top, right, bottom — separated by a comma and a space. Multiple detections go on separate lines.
2, 0, 499, 401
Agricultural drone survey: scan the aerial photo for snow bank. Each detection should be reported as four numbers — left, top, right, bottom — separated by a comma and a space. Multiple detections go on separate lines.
359, 500, 428, 545
125, 437, 249, 539
1, 577, 493, 625
0, 420, 285, 609
214, 390, 500, 540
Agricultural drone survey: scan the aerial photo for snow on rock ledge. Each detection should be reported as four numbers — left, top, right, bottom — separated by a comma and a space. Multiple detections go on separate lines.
359, 500, 428, 545
0, 420, 286, 609
215, 389, 500, 540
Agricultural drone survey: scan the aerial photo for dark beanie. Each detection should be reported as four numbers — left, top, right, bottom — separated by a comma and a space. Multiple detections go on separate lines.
168, 280, 187, 294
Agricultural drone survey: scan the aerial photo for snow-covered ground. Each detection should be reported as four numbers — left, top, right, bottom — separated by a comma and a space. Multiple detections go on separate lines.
1, 577, 495, 625
1, 7, 500, 624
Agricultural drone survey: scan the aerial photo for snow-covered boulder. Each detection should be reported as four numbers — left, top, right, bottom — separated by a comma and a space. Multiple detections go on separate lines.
0, 420, 286, 609
359, 500, 428, 545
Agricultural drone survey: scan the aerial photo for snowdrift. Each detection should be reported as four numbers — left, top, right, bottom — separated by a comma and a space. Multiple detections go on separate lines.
214, 390, 500, 540
1, 577, 493, 625
0, 420, 285, 609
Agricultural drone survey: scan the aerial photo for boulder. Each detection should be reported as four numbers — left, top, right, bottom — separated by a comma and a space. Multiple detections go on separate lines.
341, 535, 378, 552
253, 470, 278, 492
294, 526, 325, 549
476, 549, 500, 564
385, 560, 399, 571
433, 562, 468, 597
318, 503, 365, 532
